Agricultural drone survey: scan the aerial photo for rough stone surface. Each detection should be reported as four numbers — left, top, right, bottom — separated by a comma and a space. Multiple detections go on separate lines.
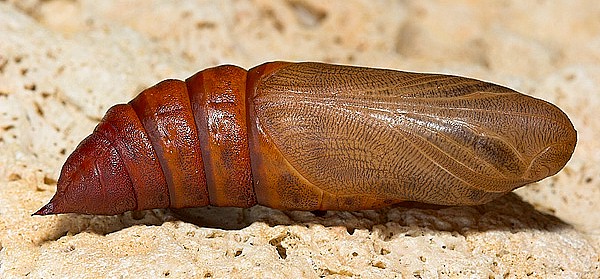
1, 1, 599, 278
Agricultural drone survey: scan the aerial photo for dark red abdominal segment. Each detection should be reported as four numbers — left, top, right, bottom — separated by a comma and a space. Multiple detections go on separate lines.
35, 125, 138, 215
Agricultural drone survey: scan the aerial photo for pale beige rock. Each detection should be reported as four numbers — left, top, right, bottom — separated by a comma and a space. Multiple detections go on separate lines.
1, 1, 598, 278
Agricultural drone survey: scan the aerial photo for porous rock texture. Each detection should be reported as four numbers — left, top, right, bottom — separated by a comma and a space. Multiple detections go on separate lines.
1, 1, 599, 278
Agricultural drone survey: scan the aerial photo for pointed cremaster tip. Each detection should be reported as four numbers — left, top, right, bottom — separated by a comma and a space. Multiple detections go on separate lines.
33, 202, 56, 216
